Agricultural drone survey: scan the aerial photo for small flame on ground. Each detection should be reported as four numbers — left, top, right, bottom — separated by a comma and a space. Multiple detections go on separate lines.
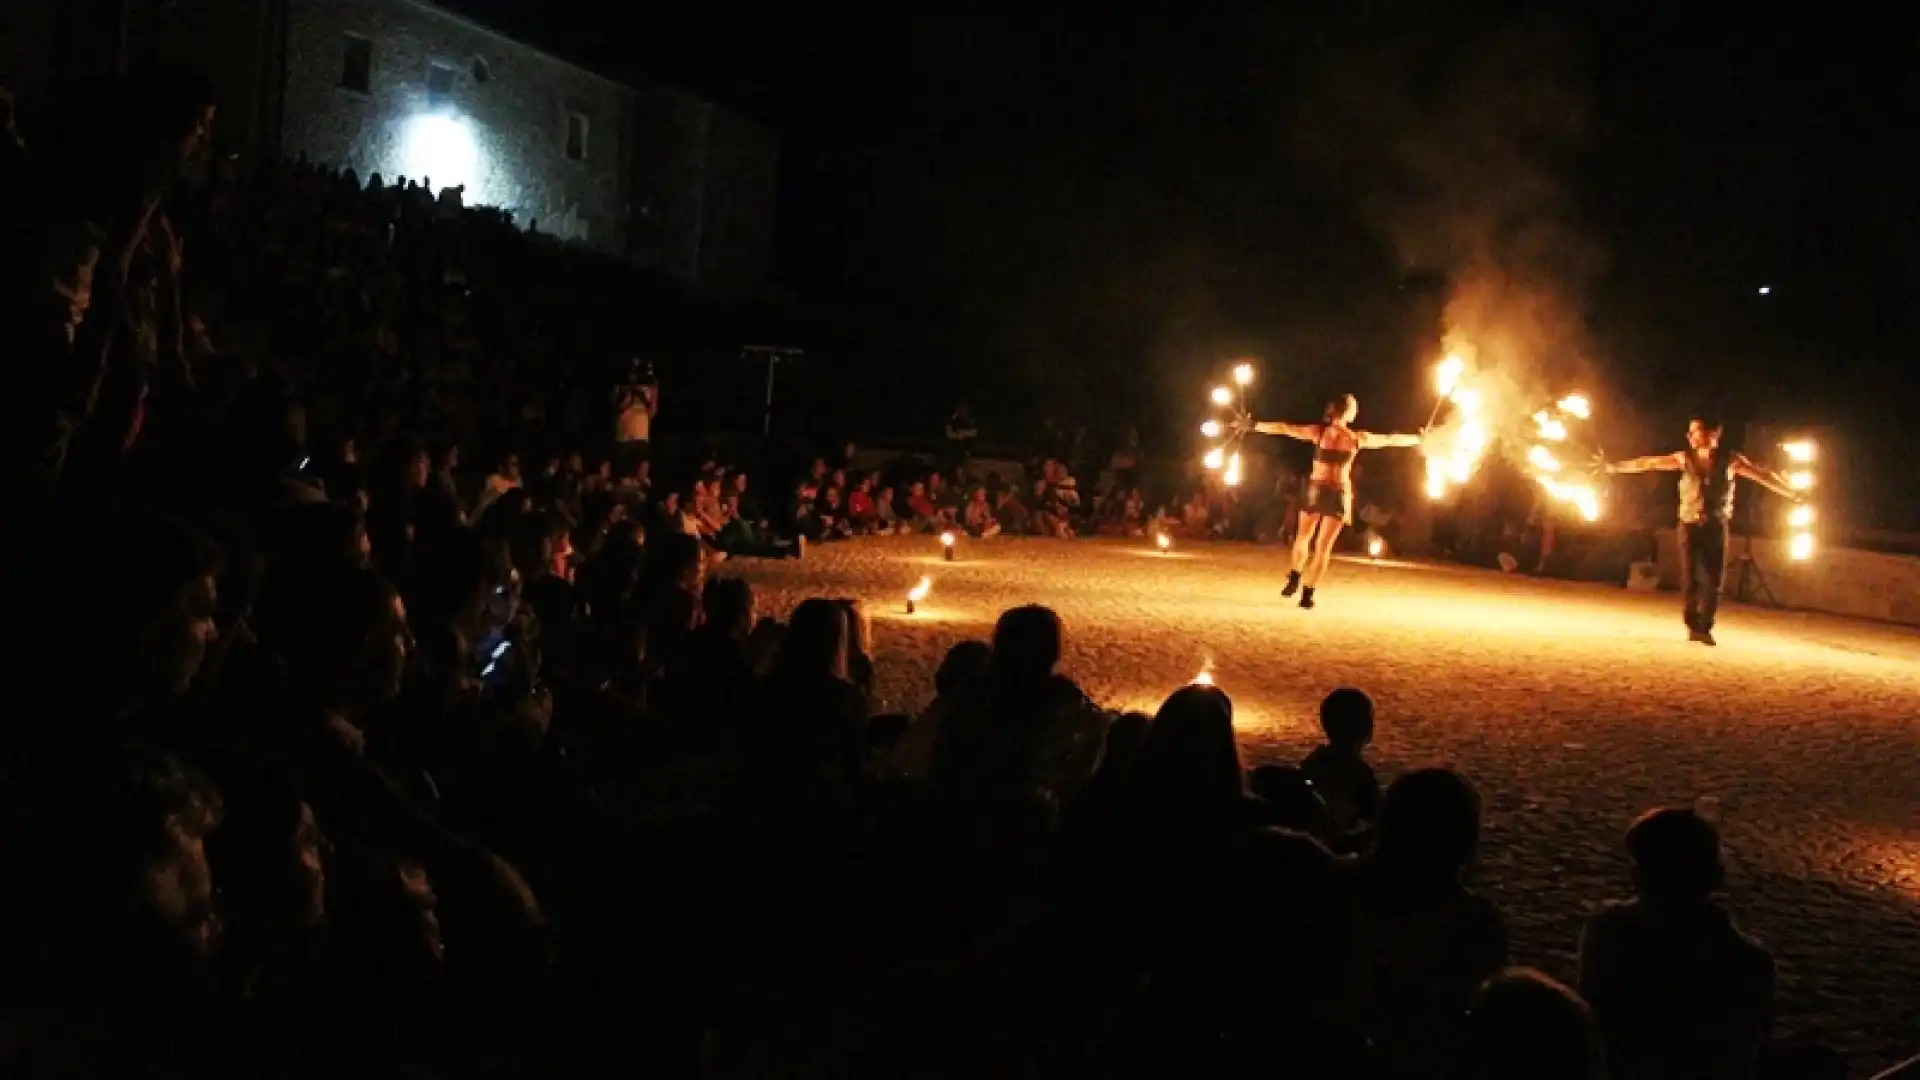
1367, 535, 1384, 558
1210, 386, 1233, 406
1200, 420, 1222, 438
939, 531, 956, 547
1155, 532, 1172, 550
907, 577, 932, 602
1192, 670, 1214, 687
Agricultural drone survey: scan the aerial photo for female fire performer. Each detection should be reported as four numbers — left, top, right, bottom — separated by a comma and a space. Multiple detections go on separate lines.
1235, 394, 1423, 608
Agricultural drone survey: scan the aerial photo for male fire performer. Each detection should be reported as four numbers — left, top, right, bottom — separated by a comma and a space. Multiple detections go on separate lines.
1603, 417, 1802, 646
1235, 394, 1423, 609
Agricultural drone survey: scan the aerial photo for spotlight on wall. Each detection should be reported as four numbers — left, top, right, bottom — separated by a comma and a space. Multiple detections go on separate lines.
400, 113, 483, 200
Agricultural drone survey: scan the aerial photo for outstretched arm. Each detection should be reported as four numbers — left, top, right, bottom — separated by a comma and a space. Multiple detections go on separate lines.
1605, 452, 1685, 475
1358, 430, 1422, 450
1250, 421, 1321, 441
1732, 453, 1801, 499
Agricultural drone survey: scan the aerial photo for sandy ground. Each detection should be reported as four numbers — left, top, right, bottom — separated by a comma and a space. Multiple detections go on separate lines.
725, 534, 1920, 1071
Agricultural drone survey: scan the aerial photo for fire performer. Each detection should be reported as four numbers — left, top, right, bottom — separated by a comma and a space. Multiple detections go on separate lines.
1603, 417, 1802, 646
1235, 394, 1423, 609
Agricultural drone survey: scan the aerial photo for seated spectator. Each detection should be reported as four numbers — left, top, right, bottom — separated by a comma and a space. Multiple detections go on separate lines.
660, 576, 758, 753
1343, 767, 1508, 1080
1460, 968, 1605, 1080
746, 598, 870, 805
875, 484, 908, 534
1579, 807, 1776, 1080
887, 639, 992, 778
819, 485, 855, 539
995, 486, 1031, 534
473, 452, 522, 520
962, 485, 1001, 537
1300, 686, 1382, 841
905, 480, 939, 532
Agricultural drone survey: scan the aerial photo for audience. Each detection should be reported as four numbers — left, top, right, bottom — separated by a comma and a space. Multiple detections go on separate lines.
0, 68, 1857, 1080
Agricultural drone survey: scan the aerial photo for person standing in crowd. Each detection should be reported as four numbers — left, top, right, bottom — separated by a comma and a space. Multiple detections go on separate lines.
613, 358, 659, 477
1602, 416, 1801, 646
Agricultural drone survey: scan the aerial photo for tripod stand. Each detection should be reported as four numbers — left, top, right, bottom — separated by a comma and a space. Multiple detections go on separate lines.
1728, 531, 1779, 608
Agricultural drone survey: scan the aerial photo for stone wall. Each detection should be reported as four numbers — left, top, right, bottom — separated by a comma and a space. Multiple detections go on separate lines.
1657, 528, 1920, 626
282, 0, 629, 248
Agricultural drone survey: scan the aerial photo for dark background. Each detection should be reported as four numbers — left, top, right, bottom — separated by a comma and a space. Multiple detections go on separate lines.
453, 1, 1917, 530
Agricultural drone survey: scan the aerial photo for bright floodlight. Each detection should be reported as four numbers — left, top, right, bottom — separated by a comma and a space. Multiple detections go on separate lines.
1210, 386, 1233, 406
1789, 532, 1815, 560
1200, 420, 1222, 438
1787, 470, 1814, 491
1788, 505, 1814, 529
1758, 285, 1772, 296
1781, 440, 1815, 463
1203, 447, 1224, 470
400, 113, 481, 198
1232, 362, 1255, 386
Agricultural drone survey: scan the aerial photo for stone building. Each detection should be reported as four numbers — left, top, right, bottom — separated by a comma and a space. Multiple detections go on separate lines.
0, 0, 775, 293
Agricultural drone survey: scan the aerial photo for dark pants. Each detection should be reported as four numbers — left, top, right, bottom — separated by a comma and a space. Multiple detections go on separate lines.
1678, 518, 1728, 632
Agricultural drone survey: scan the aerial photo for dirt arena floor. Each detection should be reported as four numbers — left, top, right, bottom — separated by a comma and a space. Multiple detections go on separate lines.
726, 534, 1920, 1071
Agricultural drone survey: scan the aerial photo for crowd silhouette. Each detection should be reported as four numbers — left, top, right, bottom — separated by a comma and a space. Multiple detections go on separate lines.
0, 68, 1868, 1079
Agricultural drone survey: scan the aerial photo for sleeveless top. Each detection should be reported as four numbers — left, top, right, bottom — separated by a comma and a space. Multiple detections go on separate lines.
1309, 424, 1362, 492
1677, 447, 1735, 524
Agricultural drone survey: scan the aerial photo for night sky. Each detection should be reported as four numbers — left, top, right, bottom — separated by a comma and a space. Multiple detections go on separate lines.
457, 2, 1917, 528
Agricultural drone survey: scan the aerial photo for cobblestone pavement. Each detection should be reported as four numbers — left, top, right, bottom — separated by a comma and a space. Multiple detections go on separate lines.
727, 535, 1920, 1071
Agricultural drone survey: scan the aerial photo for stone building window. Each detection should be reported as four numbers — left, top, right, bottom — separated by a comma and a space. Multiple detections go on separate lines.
565, 112, 589, 163
471, 58, 491, 84
426, 64, 456, 109
340, 35, 373, 93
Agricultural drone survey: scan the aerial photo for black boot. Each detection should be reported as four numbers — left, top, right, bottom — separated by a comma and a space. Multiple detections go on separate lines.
1280, 570, 1301, 598
1299, 586, 1316, 610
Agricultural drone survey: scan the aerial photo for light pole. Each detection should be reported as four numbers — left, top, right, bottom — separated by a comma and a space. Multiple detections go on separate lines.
742, 345, 804, 437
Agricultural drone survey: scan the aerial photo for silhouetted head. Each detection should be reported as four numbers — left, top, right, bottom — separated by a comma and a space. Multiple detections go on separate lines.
1625, 807, 1725, 911
1319, 687, 1376, 750
1462, 968, 1604, 1080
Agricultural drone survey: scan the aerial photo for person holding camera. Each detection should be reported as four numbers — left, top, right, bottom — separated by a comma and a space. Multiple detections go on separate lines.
613, 359, 659, 478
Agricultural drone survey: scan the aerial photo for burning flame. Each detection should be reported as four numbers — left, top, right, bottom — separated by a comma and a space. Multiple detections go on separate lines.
1203, 447, 1224, 470
1527, 445, 1562, 473
1223, 451, 1243, 487
907, 577, 932, 602
1782, 440, 1815, 463
1367, 535, 1384, 558
1788, 505, 1814, 529
1210, 386, 1233, 406
1192, 669, 1215, 687
1557, 393, 1591, 420
1787, 471, 1814, 491
1434, 355, 1466, 399
1155, 532, 1172, 550
1539, 476, 1602, 522
1533, 410, 1568, 442
939, 530, 956, 547
1232, 362, 1255, 386
1789, 532, 1815, 561
1200, 420, 1222, 438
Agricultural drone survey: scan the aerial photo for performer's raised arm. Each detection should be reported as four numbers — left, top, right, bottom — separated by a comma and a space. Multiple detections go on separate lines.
1248, 420, 1323, 441
1732, 453, 1802, 499
1357, 429, 1422, 450
1604, 452, 1685, 475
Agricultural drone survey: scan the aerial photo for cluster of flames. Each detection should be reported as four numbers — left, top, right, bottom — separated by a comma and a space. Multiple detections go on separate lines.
1199, 363, 1256, 487
1422, 353, 1604, 522
1783, 441, 1816, 560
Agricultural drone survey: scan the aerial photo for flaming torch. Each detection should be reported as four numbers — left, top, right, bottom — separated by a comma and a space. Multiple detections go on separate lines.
1422, 355, 1492, 501
1782, 439, 1817, 560
1367, 534, 1385, 559
1155, 531, 1172, 554
940, 529, 957, 561
905, 576, 931, 614
1528, 391, 1603, 522
1201, 360, 1258, 484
